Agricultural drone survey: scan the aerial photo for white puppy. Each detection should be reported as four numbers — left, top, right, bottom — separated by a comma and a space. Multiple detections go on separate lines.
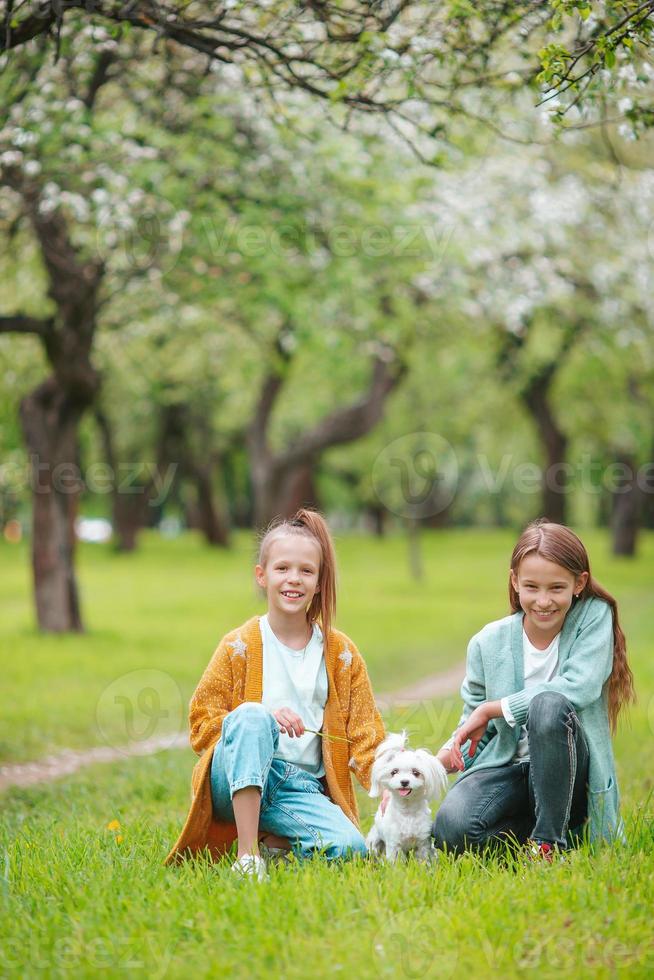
366, 731, 448, 863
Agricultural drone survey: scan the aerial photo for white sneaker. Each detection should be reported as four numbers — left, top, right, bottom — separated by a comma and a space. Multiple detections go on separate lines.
231, 853, 269, 882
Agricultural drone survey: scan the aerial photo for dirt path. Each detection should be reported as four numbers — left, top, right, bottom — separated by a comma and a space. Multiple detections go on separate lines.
0, 663, 465, 793
375, 662, 465, 709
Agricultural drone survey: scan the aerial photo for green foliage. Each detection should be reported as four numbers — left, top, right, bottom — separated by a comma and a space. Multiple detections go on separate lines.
1, 13, 654, 533
537, 43, 574, 85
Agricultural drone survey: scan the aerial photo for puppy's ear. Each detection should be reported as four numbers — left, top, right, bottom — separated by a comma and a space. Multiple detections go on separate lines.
416, 751, 449, 801
369, 756, 385, 798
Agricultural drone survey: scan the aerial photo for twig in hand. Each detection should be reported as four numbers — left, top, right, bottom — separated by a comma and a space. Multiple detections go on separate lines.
304, 728, 351, 743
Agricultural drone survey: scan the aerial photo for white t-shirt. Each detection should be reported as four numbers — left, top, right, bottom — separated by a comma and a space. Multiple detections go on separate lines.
500, 629, 561, 761
260, 614, 328, 777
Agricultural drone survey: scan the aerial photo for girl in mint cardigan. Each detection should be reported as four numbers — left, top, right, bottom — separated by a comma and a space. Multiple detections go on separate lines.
433, 520, 635, 858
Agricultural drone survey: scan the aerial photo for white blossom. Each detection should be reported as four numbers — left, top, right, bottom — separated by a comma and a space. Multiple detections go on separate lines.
13, 130, 38, 148
0, 149, 23, 166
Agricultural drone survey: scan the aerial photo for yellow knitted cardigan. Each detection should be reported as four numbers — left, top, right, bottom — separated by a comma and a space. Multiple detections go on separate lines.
165, 616, 385, 864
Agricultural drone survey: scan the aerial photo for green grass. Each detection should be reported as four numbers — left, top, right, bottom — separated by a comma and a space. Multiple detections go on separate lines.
1, 529, 653, 978
1, 715, 652, 979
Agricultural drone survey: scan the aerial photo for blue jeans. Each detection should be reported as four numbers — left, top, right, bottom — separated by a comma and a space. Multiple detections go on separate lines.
433, 692, 590, 852
210, 702, 367, 861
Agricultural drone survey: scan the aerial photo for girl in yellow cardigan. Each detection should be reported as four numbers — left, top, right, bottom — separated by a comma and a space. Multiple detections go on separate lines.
166, 509, 385, 879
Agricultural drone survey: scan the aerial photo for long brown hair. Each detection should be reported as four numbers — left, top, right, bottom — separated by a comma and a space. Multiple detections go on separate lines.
509, 519, 635, 732
258, 508, 337, 640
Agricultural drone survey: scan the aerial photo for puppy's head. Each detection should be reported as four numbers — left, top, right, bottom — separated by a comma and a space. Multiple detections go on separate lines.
369, 733, 448, 802
369, 731, 408, 797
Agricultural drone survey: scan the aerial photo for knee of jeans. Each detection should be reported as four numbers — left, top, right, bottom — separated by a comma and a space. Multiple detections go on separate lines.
324, 828, 367, 860
223, 702, 277, 738
432, 798, 474, 852
528, 691, 574, 734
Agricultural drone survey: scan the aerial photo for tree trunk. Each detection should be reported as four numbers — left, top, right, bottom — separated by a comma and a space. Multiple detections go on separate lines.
2, 81, 110, 631
641, 441, 654, 530
248, 348, 406, 528
250, 459, 320, 527
112, 491, 154, 552
19, 378, 89, 632
158, 402, 229, 547
271, 461, 320, 521
222, 447, 253, 528
250, 462, 284, 530
497, 314, 586, 528
94, 408, 153, 552
366, 503, 386, 537
521, 377, 568, 524
611, 454, 642, 557
191, 466, 230, 546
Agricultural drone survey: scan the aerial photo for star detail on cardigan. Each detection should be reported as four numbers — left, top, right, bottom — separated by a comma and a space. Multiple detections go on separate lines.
339, 646, 353, 669
227, 635, 247, 659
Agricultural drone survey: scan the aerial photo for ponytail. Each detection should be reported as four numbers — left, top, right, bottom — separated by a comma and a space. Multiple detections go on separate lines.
258, 508, 337, 640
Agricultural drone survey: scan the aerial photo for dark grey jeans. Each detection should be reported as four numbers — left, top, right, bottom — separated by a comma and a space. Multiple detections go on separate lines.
432, 691, 590, 852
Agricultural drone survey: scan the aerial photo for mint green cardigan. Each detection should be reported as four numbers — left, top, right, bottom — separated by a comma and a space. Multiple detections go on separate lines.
452, 596, 623, 843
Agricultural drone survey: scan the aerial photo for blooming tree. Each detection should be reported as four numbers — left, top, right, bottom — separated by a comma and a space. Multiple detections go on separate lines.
2, 1, 653, 147
0, 26, 188, 629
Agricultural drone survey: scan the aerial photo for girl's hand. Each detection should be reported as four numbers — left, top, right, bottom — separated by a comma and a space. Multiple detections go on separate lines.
273, 707, 305, 738
436, 747, 458, 774
451, 700, 503, 770
451, 704, 492, 771
380, 788, 391, 815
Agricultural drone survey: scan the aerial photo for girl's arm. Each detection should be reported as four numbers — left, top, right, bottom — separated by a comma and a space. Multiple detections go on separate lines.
441, 635, 496, 771
344, 645, 386, 791
503, 599, 614, 727
188, 638, 235, 754
451, 600, 614, 769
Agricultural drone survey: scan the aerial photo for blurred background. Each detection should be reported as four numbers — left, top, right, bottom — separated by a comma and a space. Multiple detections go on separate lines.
2, 10, 654, 616
2, 7, 654, 633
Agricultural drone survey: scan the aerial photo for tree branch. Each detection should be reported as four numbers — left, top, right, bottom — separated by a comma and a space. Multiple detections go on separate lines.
0, 5, 55, 51
0, 313, 53, 335
247, 320, 296, 460
273, 348, 406, 473
84, 47, 117, 110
